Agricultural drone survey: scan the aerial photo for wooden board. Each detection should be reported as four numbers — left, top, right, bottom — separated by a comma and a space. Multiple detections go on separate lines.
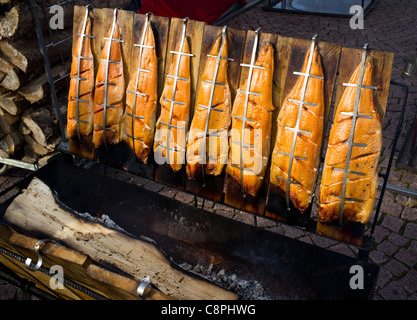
224, 29, 278, 215
2, 177, 239, 300
185, 25, 246, 202
265, 36, 342, 227
315, 46, 394, 246
153, 17, 205, 190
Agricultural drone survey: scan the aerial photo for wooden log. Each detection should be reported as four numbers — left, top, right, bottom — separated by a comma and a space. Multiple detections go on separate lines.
0, 28, 72, 73
0, 91, 29, 115
0, 106, 19, 134
0, 54, 14, 74
22, 144, 39, 164
0, 130, 22, 154
21, 106, 57, 147
18, 60, 70, 104
24, 133, 51, 156
3, 177, 239, 301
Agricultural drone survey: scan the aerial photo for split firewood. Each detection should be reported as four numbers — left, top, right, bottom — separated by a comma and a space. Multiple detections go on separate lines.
0, 91, 29, 115
18, 60, 70, 104
0, 107, 19, 134
21, 106, 59, 148
0, 130, 22, 154
24, 133, 51, 156
0, 54, 14, 74
0, 28, 72, 73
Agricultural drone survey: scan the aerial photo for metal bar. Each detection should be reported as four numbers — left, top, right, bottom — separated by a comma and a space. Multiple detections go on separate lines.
102, 8, 119, 150
235, 27, 262, 196
287, 98, 318, 107
283, 34, 318, 210
338, 43, 369, 226
342, 83, 378, 90
28, 0, 67, 141
199, 26, 228, 184
293, 71, 324, 80
371, 81, 409, 236
129, 13, 152, 155
163, 18, 191, 165
0, 158, 40, 171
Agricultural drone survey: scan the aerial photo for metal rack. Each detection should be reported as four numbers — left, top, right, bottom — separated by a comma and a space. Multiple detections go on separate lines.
198, 25, 233, 185
275, 34, 322, 211
156, 18, 193, 165
230, 27, 264, 197
126, 12, 154, 155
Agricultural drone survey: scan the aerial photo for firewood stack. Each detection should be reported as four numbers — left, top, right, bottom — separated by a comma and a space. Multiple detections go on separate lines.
0, 0, 132, 164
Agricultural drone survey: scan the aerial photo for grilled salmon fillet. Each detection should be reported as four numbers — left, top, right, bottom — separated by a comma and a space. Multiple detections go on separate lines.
93, 19, 125, 148
67, 16, 94, 140
226, 43, 275, 197
186, 34, 231, 179
153, 36, 191, 172
319, 57, 381, 224
121, 21, 157, 164
270, 47, 325, 213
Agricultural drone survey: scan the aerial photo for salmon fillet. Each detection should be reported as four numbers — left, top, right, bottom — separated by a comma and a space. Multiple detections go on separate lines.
93, 18, 125, 148
153, 36, 191, 172
67, 16, 94, 140
121, 20, 157, 164
186, 33, 231, 179
270, 47, 325, 213
226, 43, 275, 197
319, 57, 381, 224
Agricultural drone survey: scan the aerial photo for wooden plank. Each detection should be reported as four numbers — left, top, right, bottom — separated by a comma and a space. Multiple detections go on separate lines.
265, 36, 342, 227
3, 177, 239, 300
185, 25, 246, 202
224, 29, 278, 215
315, 46, 393, 246
153, 17, 205, 190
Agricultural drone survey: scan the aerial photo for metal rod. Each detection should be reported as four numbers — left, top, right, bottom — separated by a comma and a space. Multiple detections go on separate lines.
74, 6, 91, 141
28, 0, 66, 141
338, 43, 369, 225
163, 17, 192, 165
283, 34, 318, 210
237, 27, 262, 197
130, 13, 153, 155
199, 26, 229, 186
371, 81, 409, 236
102, 8, 118, 150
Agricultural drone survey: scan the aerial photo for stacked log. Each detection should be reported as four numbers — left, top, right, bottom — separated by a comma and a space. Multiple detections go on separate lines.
0, 0, 132, 164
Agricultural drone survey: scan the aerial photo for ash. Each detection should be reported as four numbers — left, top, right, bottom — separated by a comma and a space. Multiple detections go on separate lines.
179, 262, 272, 300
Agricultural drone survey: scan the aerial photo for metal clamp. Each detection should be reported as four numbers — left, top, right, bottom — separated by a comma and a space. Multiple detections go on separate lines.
128, 12, 154, 154
275, 34, 319, 211
73, 5, 95, 142
95, 8, 120, 150
158, 17, 194, 164
335, 43, 378, 225
198, 25, 234, 185
25, 239, 53, 272
231, 27, 263, 197
137, 281, 151, 298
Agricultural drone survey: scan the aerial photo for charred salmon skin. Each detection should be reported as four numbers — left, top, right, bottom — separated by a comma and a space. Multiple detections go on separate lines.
67, 14, 94, 140
319, 57, 381, 224
121, 19, 157, 164
270, 47, 325, 213
186, 32, 231, 179
226, 43, 275, 197
153, 34, 191, 172
93, 14, 125, 148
